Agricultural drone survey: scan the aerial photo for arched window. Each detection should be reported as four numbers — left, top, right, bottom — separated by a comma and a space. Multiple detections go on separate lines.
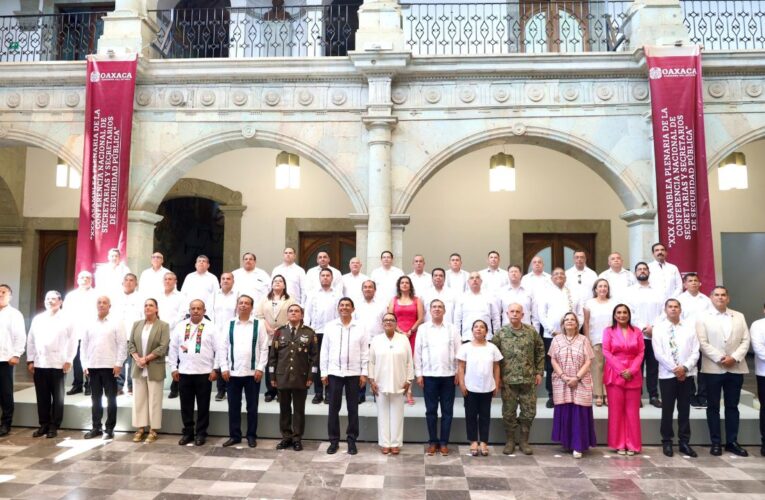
521, 1, 589, 53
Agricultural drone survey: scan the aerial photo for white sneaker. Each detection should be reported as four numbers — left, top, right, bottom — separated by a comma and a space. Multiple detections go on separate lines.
573, 451, 582, 459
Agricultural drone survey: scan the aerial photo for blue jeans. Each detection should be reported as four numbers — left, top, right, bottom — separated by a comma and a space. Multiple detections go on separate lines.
227, 376, 260, 441
703, 372, 743, 445
423, 376, 456, 446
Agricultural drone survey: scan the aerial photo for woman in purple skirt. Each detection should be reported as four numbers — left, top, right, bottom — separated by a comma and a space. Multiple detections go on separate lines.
549, 312, 597, 458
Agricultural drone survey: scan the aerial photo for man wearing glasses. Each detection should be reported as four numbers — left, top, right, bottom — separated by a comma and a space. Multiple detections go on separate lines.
138, 252, 170, 300
565, 250, 598, 305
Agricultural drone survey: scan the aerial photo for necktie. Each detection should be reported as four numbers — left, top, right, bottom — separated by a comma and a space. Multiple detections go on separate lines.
291, 327, 296, 337
669, 324, 679, 366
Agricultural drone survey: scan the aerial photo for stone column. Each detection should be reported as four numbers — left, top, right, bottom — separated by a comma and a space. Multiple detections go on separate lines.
98, 0, 158, 57
620, 208, 657, 268
350, 213, 369, 271
390, 214, 410, 269
625, 0, 690, 48
218, 205, 247, 273
356, 0, 406, 51
127, 210, 163, 274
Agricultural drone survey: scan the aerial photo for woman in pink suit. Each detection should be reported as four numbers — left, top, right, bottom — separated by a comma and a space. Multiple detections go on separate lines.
602, 304, 644, 455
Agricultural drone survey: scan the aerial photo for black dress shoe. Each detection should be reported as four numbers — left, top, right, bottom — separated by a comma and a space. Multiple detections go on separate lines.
725, 442, 749, 457
66, 387, 83, 396
84, 388, 91, 396
545, 399, 554, 409
178, 435, 194, 446
222, 438, 241, 447
649, 397, 662, 408
276, 439, 293, 450
103, 430, 114, 439
324, 398, 329, 405
679, 442, 697, 458
359, 395, 366, 404
84, 429, 103, 439
215, 391, 226, 402
347, 440, 358, 455
46, 429, 58, 439
168, 391, 179, 399
662, 442, 673, 457
312, 394, 323, 404
194, 437, 206, 446
710, 444, 723, 456
0, 425, 9, 437
327, 442, 339, 454
247, 437, 257, 448
264, 394, 274, 403
32, 427, 47, 438
293, 441, 303, 451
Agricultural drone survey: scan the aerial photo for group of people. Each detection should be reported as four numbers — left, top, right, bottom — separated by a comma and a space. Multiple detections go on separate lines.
0, 243, 763, 459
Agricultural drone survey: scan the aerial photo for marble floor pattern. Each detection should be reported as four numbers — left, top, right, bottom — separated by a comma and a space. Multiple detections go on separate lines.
0, 429, 762, 499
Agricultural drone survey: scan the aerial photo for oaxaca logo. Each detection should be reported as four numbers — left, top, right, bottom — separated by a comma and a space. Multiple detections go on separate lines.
90, 71, 133, 83
650, 67, 697, 79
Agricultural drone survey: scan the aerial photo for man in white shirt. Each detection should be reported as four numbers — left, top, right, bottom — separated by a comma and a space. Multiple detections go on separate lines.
648, 243, 683, 301
0, 284, 25, 436
370, 250, 404, 303
212, 272, 238, 401
652, 299, 699, 458
81, 296, 126, 440
232, 252, 270, 306
446, 253, 469, 293
598, 252, 636, 300
114, 274, 143, 395
26, 290, 76, 438
220, 295, 269, 448
321, 298, 369, 455
538, 267, 583, 407
480, 250, 509, 296
408, 254, 432, 295
63, 270, 97, 396
305, 251, 343, 296
565, 250, 598, 305
138, 251, 170, 300
94, 248, 131, 300
677, 272, 713, 408
353, 280, 387, 403
304, 269, 340, 404
623, 262, 664, 408
697, 286, 751, 457
415, 299, 461, 456
157, 272, 187, 331
180, 255, 219, 310
454, 272, 500, 342
169, 299, 218, 446
423, 268, 456, 324
271, 247, 307, 305
499, 265, 533, 327
342, 257, 369, 305
521, 255, 551, 333
749, 303, 765, 457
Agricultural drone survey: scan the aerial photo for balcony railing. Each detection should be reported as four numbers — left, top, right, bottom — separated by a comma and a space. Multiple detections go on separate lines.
0, 11, 107, 62
681, 0, 765, 50
150, 4, 358, 58
401, 1, 633, 54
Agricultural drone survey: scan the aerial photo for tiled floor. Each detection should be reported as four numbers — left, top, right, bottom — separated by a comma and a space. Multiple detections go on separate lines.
0, 429, 763, 499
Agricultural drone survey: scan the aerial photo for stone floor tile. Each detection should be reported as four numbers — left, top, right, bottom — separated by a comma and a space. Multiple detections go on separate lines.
340, 473, 385, 489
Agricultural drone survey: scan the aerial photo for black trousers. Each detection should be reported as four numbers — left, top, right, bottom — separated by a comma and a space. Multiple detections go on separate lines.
264, 348, 277, 398
758, 375, 765, 445
0, 362, 15, 428
659, 377, 691, 444
278, 388, 308, 440
543, 336, 553, 398
179, 373, 212, 438
464, 391, 493, 443
642, 339, 659, 399
71, 341, 89, 391
313, 334, 324, 396
33, 368, 65, 430
227, 376, 259, 440
89, 368, 118, 431
687, 356, 707, 402
703, 372, 744, 445
214, 369, 227, 394
327, 375, 359, 443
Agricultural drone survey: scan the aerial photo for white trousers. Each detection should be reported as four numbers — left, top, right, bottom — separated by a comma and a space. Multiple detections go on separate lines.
376, 392, 405, 447
132, 377, 164, 429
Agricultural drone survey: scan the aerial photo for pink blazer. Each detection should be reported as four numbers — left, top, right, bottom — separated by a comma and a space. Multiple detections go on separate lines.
602, 325, 644, 388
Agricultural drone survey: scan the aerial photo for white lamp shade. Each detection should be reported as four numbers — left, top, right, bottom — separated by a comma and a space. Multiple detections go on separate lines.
56, 161, 68, 187
489, 152, 516, 192
275, 151, 300, 190
718, 152, 748, 191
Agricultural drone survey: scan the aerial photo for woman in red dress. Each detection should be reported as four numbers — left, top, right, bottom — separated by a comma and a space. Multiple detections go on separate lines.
388, 275, 424, 405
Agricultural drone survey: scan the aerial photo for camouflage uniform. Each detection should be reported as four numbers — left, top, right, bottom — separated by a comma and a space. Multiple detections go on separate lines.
491, 322, 545, 453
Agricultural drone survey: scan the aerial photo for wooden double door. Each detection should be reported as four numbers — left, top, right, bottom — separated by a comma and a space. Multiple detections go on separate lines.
523, 233, 595, 273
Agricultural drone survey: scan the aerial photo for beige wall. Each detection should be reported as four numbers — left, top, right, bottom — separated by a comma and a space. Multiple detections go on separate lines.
403, 145, 630, 274
0, 247, 22, 308
22, 148, 80, 218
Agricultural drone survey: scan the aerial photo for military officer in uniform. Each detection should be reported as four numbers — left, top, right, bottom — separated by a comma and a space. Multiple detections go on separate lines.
269, 304, 319, 451
491, 302, 545, 455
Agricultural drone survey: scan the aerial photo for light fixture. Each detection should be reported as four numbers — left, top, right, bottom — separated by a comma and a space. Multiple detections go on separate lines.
55, 158, 82, 190
489, 152, 516, 192
718, 152, 748, 191
275, 151, 300, 190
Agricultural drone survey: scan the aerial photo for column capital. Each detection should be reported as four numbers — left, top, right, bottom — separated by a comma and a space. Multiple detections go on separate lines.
390, 214, 410, 229
349, 213, 369, 229
218, 205, 248, 216
620, 208, 657, 225
362, 115, 398, 130
128, 210, 163, 225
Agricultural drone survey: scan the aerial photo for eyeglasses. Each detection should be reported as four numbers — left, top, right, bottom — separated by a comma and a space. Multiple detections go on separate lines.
151, 255, 163, 259
382, 319, 396, 323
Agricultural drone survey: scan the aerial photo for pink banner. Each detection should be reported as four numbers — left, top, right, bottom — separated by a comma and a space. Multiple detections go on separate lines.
75, 56, 138, 283
646, 45, 715, 294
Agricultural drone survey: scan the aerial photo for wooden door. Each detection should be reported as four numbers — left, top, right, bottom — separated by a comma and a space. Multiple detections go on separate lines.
522, 233, 596, 273
36, 230, 77, 312
299, 232, 355, 274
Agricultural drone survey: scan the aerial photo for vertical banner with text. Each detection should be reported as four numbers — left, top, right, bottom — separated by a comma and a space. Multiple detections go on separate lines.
76, 56, 138, 282
646, 45, 715, 293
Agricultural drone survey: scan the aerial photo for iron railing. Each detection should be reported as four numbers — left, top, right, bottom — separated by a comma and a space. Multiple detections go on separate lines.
150, 4, 359, 58
0, 11, 107, 62
681, 0, 765, 50
401, 1, 633, 55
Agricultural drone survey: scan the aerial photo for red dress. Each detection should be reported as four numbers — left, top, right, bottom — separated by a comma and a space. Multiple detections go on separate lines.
393, 296, 419, 352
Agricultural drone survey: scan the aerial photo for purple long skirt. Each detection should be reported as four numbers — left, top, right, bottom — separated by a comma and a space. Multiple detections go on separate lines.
551, 403, 597, 453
